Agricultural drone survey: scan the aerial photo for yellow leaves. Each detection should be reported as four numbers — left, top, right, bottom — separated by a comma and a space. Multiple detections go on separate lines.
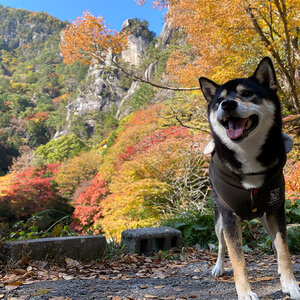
0, 173, 14, 197
60, 11, 128, 65
158, 93, 208, 131
162, 0, 299, 92
55, 151, 103, 198
8, 80, 32, 94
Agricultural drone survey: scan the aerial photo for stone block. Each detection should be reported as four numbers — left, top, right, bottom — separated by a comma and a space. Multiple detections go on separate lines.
2, 235, 107, 263
121, 227, 182, 256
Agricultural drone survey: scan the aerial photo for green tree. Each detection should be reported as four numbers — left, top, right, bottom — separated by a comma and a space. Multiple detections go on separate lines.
35, 134, 89, 163
26, 119, 49, 147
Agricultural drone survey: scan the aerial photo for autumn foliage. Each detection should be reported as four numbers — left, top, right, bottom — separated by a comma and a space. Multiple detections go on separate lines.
54, 151, 103, 198
1, 2, 299, 243
0, 163, 64, 221
137, 0, 300, 112
285, 161, 300, 203
72, 174, 109, 229
60, 11, 128, 65
67, 104, 210, 239
99, 128, 209, 239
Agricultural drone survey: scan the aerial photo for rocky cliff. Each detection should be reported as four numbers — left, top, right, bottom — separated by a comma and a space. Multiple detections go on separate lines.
121, 19, 150, 66
55, 19, 156, 138
54, 18, 177, 139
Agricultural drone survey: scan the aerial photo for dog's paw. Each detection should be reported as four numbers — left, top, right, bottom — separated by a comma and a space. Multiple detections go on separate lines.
211, 264, 224, 277
281, 279, 300, 299
238, 291, 259, 300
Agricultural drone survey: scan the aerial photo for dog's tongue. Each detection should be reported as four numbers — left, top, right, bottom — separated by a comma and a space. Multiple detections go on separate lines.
226, 117, 249, 140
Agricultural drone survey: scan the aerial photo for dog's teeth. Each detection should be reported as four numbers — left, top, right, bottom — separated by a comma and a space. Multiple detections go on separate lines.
246, 119, 252, 130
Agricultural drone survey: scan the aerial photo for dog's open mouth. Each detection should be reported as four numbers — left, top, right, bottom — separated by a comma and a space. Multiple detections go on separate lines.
220, 115, 258, 140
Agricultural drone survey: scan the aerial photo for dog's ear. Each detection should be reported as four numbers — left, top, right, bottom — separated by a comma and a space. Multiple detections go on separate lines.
252, 57, 278, 91
199, 77, 219, 102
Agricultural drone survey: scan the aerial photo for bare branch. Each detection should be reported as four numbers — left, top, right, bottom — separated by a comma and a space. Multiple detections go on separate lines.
282, 114, 300, 125
110, 59, 201, 92
245, 4, 299, 111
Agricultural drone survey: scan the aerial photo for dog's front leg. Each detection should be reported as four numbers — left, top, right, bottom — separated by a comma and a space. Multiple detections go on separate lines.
260, 208, 300, 299
222, 210, 258, 300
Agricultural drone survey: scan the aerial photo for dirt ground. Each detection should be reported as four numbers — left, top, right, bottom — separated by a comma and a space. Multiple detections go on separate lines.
1, 248, 300, 300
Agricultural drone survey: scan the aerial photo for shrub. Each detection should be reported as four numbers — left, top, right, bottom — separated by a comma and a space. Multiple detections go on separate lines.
162, 210, 216, 247
72, 174, 109, 231
0, 163, 71, 222
54, 150, 103, 198
35, 134, 89, 163
99, 129, 209, 240
99, 105, 162, 178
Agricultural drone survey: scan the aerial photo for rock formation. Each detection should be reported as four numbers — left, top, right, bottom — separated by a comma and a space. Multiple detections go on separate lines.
55, 19, 177, 139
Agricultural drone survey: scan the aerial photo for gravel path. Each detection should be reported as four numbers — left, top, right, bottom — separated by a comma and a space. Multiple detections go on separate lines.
2, 257, 300, 300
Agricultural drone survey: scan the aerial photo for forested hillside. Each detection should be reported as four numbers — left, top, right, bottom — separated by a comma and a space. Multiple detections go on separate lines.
0, 5, 88, 174
0, 2, 299, 250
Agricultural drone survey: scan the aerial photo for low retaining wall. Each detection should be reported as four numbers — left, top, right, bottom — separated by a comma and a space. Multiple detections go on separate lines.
1, 226, 182, 263
2, 235, 107, 263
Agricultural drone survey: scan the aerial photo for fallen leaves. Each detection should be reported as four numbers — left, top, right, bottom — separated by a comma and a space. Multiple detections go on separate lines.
1, 248, 300, 300
33, 288, 52, 296
144, 294, 158, 299
140, 285, 148, 289
65, 258, 80, 268
49, 297, 72, 300
154, 286, 164, 289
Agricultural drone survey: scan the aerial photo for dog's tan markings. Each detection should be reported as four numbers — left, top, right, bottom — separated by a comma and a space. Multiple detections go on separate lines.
266, 216, 293, 273
223, 226, 255, 298
275, 232, 293, 276
212, 216, 226, 276
236, 84, 247, 94
261, 214, 300, 298
234, 100, 253, 107
220, 89, 227, 98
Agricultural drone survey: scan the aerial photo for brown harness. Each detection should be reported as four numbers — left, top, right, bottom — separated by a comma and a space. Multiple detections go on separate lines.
209, 153, 286, 220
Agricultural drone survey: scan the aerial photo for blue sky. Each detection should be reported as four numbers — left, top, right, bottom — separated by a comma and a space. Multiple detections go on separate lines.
0, 0, 166, 35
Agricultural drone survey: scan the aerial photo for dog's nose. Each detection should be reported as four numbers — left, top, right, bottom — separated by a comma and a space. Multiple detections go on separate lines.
221, 99, 238, 111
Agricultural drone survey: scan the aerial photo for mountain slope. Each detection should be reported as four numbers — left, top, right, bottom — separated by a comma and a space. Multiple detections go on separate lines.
0, 5, 89, 174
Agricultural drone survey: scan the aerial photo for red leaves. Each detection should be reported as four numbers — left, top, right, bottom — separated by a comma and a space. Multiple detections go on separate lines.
25, 112, 50, 121
117, 126, 190, 165
72, 174, 109, 227
0, 163, 60, 218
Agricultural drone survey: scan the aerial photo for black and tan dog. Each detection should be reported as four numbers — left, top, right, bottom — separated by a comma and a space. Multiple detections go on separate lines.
199, 57, 300, 300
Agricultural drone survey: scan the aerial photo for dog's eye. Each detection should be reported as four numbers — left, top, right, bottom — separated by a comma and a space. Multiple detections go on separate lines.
241, 90, 254, 97
218, 97, 225, 103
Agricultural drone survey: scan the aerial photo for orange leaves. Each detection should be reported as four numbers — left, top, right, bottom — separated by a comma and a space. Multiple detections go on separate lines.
285, 161, 300, 202
164, 0, 258, 83
54, 151, 103, 199
166, 49, 202, 87
60, 11, 128, 65
150, 0, 300, 105
134, 0, 168, 9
